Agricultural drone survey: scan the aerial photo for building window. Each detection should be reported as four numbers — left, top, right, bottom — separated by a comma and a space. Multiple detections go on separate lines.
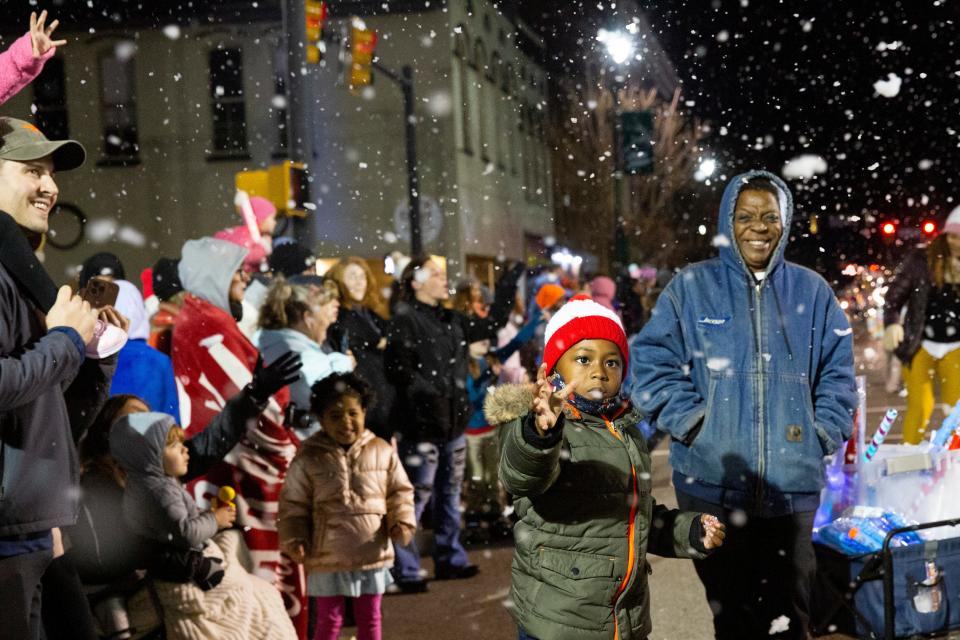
99, 46, 139, 162
209, 47, 248, 157
491, 54, 505, 170
474, 40, 489, 162
454, 27, 472, 155
32, 57, 68, 139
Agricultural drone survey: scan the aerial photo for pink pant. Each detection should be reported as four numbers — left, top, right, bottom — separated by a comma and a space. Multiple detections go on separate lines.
313, 594, 383, 640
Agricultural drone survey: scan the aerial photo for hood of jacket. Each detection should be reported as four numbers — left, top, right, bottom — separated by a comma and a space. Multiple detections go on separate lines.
256, 326, 322, 359
109, 411, 176, 477
178, 237, 247, 314
114, 280, 150, 340
484, 383, 536, 426
717, 170, 794, 279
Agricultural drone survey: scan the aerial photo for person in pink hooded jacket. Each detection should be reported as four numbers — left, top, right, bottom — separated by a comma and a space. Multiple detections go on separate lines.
0, 11, 65, 105
214, 195, 279, 273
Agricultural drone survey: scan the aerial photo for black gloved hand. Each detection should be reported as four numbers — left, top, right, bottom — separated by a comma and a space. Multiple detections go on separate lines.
247, 351, 303, 404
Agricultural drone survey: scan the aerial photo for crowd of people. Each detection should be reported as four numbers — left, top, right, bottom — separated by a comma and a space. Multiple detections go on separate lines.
1, 10, 863, 640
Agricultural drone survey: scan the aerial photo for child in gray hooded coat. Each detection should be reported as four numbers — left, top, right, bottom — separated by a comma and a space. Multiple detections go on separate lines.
110, 412, 236, 589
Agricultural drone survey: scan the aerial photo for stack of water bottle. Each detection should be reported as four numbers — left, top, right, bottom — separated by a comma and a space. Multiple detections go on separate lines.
815, 506, 924, 555
815, 403, 960, 553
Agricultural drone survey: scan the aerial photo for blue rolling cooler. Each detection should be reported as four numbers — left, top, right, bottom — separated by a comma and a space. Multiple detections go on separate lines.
812, 518, 960, 639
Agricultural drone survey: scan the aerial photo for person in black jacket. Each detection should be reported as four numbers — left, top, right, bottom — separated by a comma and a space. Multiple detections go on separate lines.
0, 117, 121, 640
384, 257, 478, 591
326, 257, 396, 440
883, 216, 960, 444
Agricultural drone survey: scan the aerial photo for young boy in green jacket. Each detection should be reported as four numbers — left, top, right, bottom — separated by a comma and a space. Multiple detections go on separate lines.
492, 295, 725, 640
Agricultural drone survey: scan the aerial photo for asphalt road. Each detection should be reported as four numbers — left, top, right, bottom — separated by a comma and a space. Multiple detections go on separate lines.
340, 333, 959, 639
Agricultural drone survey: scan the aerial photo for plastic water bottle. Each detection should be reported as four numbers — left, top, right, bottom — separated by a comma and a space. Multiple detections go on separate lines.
880, 511, 924, 546
932, 402, 960, 449
817, 519, 873, 555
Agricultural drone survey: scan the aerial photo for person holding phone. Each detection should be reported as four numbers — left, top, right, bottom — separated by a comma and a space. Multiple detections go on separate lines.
0, 117, 128, 640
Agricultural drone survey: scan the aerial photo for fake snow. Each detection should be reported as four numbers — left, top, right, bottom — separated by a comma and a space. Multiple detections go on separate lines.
712, 234, 731, 248
873, 73, 902, 98
706, 357, 731, 371
769, 615, 791, 634
781, 154, 827, 180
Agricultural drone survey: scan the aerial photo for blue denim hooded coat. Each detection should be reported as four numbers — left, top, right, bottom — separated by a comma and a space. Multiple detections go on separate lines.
627, 170, 857, 516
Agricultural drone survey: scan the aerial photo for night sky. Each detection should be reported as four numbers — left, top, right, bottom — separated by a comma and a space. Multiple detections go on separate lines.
518, 0, 960, 270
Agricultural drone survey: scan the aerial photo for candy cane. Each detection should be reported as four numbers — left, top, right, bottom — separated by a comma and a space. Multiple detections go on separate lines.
865, 409, 898, 461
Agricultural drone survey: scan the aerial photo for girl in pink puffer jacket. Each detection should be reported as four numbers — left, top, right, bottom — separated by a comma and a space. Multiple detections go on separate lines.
0, 11, 65, 105
279, 372, 416, 640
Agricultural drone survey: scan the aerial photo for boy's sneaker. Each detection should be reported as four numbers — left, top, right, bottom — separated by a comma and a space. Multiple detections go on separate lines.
85, 319, 128, 359
434, 563, 479, 580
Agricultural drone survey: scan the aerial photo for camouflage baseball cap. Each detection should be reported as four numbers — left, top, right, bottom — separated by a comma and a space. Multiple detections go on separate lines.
0, 117, 85, 171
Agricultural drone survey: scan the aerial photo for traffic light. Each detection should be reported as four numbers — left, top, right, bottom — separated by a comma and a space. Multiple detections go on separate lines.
881, 221, 897, 236
349, 20, 377, 89
235, 160, 311, 217
922, 220, 937, 236
304, 1, 327, 65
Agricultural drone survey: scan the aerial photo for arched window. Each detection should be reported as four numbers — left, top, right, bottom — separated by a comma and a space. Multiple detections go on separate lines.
453, 25, 472, 154
473, 39, 490, 162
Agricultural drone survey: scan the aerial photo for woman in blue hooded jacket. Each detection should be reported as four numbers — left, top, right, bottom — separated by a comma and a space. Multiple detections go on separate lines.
628, 171, 857, 640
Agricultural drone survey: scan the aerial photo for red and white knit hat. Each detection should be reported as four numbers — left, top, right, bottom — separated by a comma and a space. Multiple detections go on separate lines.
543, 294, 628, 374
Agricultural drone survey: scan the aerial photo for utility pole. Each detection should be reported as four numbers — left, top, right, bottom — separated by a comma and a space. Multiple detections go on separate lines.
368, 62, 423, 258
281, 0, 316, 246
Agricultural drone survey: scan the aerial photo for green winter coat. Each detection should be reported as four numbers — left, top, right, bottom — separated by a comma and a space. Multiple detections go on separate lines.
488, 384, 707, 640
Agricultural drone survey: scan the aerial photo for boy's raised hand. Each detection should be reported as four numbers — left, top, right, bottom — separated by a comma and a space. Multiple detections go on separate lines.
700, 515, 726, 550
532, 364, 579, 436
29, 11, 66, 58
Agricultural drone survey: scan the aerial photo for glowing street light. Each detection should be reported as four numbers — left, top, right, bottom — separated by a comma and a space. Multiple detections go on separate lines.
695, 157, 717, 182
597, 29, 637, 65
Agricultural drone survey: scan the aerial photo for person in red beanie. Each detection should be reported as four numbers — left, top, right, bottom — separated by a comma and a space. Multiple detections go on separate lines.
214, 195, 278, 273
493, 294, 724, 640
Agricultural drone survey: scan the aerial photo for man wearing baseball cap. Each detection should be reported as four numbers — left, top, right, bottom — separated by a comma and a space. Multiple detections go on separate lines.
0, 117, 123, 640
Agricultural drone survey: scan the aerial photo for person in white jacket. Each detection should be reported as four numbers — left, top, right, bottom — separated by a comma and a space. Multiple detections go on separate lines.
255, 277, 354, 440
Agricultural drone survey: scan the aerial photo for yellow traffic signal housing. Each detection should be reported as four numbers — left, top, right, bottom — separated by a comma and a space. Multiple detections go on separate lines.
349, 22, 377, 89
235, 160, 311, 217
305, 1, 326, 65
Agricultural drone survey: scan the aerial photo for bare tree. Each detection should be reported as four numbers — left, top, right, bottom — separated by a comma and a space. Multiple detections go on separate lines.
551, 64, 709, 271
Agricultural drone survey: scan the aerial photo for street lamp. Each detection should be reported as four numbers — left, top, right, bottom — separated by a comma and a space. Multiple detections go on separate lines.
597, 29, 636, 65
597, 27, 637, 271
694, 157, 717, 182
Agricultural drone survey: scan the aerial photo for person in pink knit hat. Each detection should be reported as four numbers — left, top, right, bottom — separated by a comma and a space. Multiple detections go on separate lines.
214, 195, 279, 273
0, 11, 65, 105
588, 275, 619, 315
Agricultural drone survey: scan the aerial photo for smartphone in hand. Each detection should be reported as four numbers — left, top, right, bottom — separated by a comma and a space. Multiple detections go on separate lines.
79, 277, 119, 309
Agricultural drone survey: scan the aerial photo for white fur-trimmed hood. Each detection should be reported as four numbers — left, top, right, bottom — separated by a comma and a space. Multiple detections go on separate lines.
483, 383, 536, 426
